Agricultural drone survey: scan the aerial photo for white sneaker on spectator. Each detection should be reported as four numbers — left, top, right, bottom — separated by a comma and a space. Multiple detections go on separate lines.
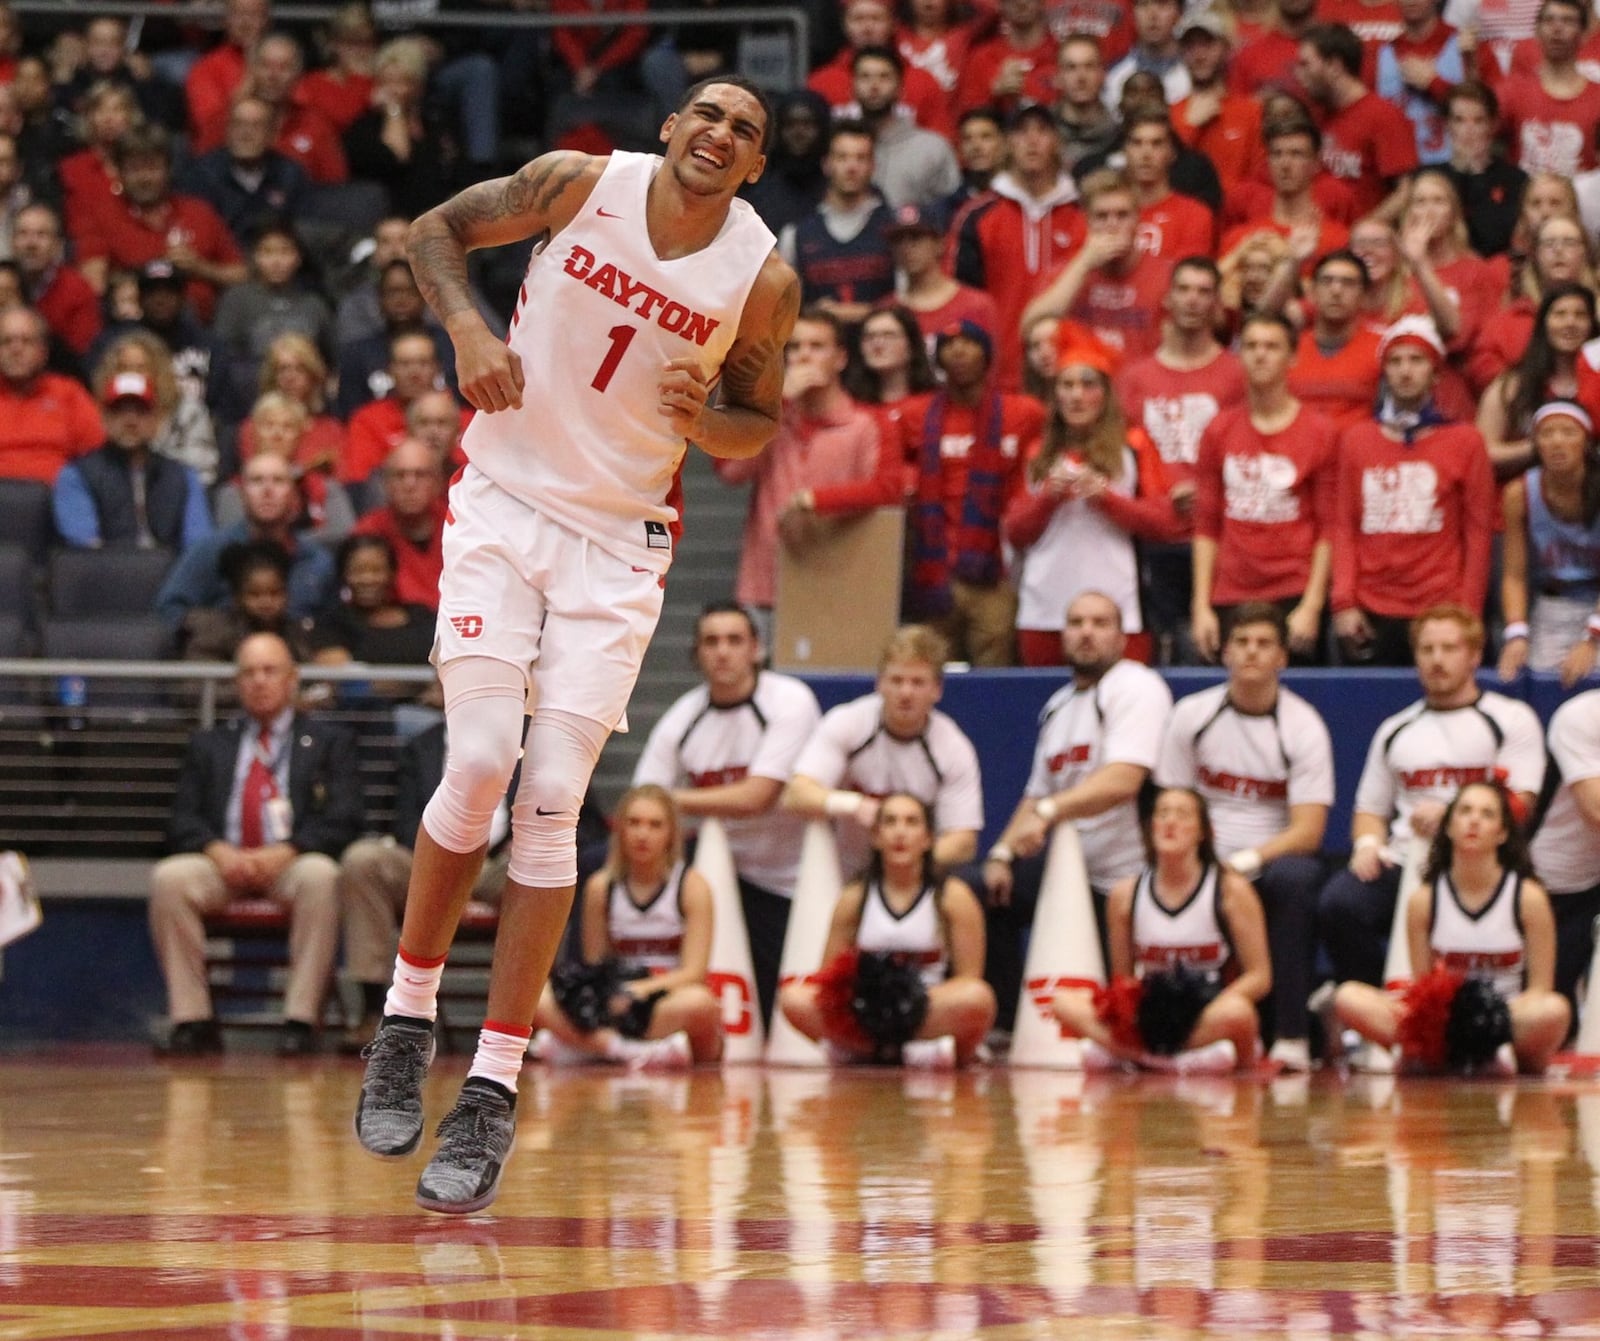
529, 1028, 592, 1066
1269, 1038, 1312, 1073
902, 1035, 956, 1071
1080, 1039, 1132, 1073
629, 1030, 693, 1072
1354, 1041, 1397, 1074
1172, 1039, 1238, 1074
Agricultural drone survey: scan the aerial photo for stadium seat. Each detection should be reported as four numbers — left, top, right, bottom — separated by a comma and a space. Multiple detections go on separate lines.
48, 547, 174, 618
0, 479, 55, 564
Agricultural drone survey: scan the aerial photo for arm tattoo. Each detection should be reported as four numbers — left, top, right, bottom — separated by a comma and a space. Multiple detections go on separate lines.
410, 153, 591, 324
722, 272, 800, 418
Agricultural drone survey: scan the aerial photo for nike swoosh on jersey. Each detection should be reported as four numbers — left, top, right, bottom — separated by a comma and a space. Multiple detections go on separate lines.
597, 207, 624, 218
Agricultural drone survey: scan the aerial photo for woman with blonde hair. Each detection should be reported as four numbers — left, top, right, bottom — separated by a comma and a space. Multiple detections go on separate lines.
237, 333, 346, 476
1004, 325, 1182, 666
301, 3, 378, 133
1217, 229, 1292, 341
92, 331, 218, 484
344, 36, 462, 219
532, 784, 722, 1069
216, 392, 356, 544
59, 80, 141, 234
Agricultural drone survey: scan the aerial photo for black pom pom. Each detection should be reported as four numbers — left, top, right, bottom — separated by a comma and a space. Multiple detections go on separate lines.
1445, 976, 1513, 1071
550, 957, 650, 1033
1136, 962, 1218, 1056
850, 951, 930, 1054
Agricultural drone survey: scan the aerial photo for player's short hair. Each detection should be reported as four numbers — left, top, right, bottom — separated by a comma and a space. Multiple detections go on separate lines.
1224, 601, 1288, 647
1300, 22, 1363, 75
694, 600, 758, 643
879, 624, 948, 678
679, 74, 775, 153
1410, 603, 1485, 652
1170, 255, 1221, 288
1313, 248, 1371, 288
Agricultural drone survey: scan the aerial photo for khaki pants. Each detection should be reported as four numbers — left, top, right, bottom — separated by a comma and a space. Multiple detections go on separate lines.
932, 579, 1018, 667
148, 852, 341, 1026
338, 836, 509, 984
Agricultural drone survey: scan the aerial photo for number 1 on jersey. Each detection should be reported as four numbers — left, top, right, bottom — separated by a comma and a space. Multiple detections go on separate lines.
591, 324, 637, 393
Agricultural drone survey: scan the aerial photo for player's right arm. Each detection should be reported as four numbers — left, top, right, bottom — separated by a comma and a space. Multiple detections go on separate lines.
407, 151, 606, 413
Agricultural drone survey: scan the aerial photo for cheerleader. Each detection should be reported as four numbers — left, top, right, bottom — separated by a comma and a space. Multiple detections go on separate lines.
1332, 780, 1570, 1075
1053, 787, 1271, 1071
779, 792, 996, 1068
532, 785, 722, 1068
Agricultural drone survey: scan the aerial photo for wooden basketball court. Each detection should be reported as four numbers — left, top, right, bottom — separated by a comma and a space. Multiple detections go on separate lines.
4, 1048, 1600, 1339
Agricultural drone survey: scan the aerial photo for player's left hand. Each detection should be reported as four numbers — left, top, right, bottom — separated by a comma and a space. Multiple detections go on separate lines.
659, 358, 710, 435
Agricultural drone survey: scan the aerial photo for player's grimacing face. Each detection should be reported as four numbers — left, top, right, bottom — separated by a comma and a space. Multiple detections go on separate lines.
661, 87, 768, 193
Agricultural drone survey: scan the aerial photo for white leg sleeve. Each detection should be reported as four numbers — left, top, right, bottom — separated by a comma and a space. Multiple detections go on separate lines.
507, 707, 610, 888
420, 656, 528, 855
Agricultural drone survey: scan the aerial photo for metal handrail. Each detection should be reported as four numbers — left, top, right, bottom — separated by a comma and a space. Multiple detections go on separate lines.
8, 3, 811, 89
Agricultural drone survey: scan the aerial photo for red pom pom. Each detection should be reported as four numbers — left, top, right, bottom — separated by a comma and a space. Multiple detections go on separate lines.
811, 949, 875, 1055
1094, 974, 1146, 1052
1398, 966, 1466, 1070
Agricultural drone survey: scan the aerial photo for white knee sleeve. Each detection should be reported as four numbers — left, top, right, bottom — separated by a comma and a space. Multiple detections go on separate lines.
507, 708, 610, 887
421, 657, 528, 855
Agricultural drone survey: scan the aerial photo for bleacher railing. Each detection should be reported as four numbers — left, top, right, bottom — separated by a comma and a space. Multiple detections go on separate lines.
8, 3, 812, 91
0, 659, 436, 858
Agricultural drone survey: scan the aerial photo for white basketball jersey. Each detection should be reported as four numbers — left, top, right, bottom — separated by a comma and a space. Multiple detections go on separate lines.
855, 878, 948, 988
607, 860, 688, 971
1130, 862, 1232, 986
462, 151, 776, 571
1429, 869, 1526, 1000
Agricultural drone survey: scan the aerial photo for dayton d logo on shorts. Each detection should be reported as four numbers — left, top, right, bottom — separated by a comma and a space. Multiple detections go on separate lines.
449, 615, 484, 639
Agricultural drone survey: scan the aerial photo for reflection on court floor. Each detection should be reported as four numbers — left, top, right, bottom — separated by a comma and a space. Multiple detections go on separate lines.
3, 1050, 1600, 1338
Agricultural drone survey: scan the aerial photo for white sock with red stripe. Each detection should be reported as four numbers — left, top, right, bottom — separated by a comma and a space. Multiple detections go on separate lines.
385, 947, 446, 1023
468, 1020, 533, 1093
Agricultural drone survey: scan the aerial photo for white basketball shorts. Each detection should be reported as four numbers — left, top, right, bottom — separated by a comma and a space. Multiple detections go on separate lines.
432, 465, 666, 731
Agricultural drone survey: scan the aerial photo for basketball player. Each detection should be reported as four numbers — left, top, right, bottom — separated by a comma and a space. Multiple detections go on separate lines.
1155, 601, 1334, 1071
1317, 605, 1544, 994
352, 76, 800, 1216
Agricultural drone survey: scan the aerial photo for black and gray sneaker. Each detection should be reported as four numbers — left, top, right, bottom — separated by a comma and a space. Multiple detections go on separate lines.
354, 1016, 436, 1159
415, 1080, 517, 1215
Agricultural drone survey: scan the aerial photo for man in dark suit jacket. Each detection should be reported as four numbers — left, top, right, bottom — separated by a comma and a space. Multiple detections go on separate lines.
148, 632, 364, 1056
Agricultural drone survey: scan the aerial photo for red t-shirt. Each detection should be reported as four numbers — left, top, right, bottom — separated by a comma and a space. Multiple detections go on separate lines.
1223, 176, 1357, 230
1322, 0, 1403, 42
1496, 75, 1600, 176
1465, 295, 1534, 395
1117, 349, 1247, 488
185, 44, 247, 138
295, 70, 374, 134
353, 500, 446, 609
1193, 402, 1340, 605
34, 265, 103, 356
807, 58, 952, 136
1171, 94, 1266, 195
550, 0, 648, 74
0, 374, 104, 484
898, 285, 1001, 354
1229, 32, 1306, 101
1289, 327, 1383, 429
1066, 256, 1174, 361
73, 193, 241, 323
1136, 191, 1216, 264
1332, 420, 1498, 617
1319, 91, 1420, 217
1045, 0, 1134, 64
895, 391, 1045, 536
58, 150, 118, 236
955, 31, 1060, 118
897, 18, 984, 114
